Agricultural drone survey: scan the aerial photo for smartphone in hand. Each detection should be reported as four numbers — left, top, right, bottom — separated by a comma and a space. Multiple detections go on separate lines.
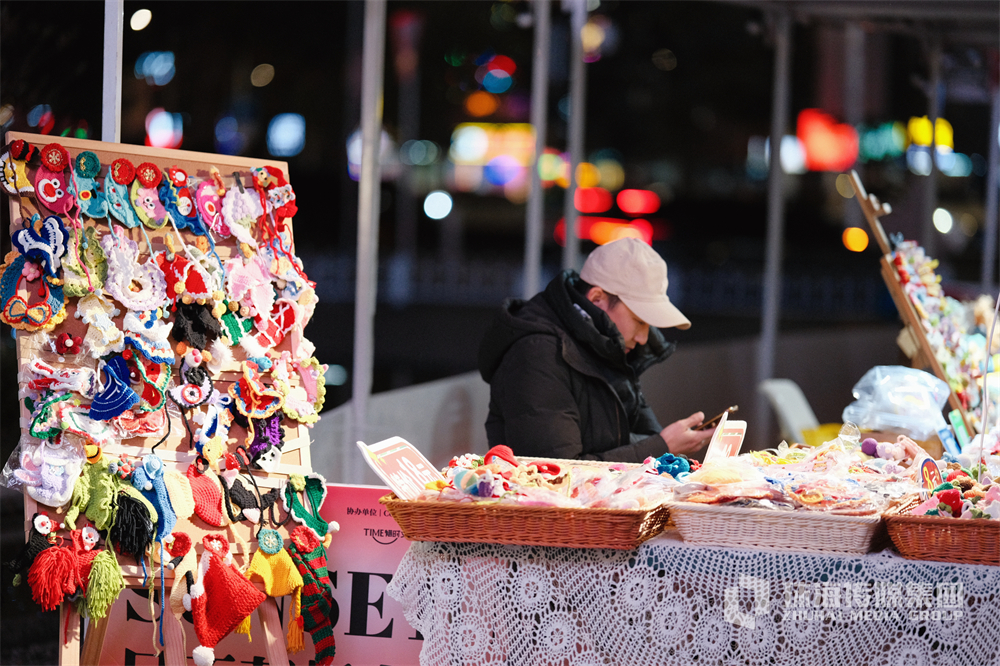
695, 405, 738, 431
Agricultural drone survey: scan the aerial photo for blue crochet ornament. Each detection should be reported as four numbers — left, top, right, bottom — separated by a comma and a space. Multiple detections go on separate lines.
653, 453, 691, 478
131, 454, 176, 541
89, 355, 140, 421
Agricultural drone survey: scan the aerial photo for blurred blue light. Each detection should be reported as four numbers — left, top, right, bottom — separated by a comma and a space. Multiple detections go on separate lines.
267, 113, 306, 157
134, 51, 175, 86
424, 191, 453, 219
214, 116, 246, 155
483, 155, 520, 186
482, 70, 513, 94
27, 104, 51, 127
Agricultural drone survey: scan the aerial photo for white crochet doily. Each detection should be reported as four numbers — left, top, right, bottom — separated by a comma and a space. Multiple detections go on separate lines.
387, 531, 999, 666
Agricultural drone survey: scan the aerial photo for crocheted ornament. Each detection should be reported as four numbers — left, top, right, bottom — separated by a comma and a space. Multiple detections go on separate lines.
12, 215, 68, 278
193, 397, 234, 453
155, 251, 214, 305
131, 179, 168, 229
29, 392, 76, 439
186, 463, 228, 528
245, 532, 305, 653
132, 454, 178, 541
75, 293, 125, 358
89, 355, 140, 421
283, 473, 338, 542
16, 437, 86, 507
28, 537, 82, 611
221, 172, 262, 248
62, 226, 107, 297
221, 476, 262, 523
54, 331, 83, 355
124, 351, 171, 412
123, 309, 175, 365
72, 151, 109, 220
0, 250, 67, 331
57, 401, 116, 447
0, 141, 36, 196
100, 234, 169, 312
165, 469, 196, 521
230, 361, 284, 420
3, 513, 54, 585
63, 454, 119, 531
108, 491, 155, 565
83, 548, 125, 620
252, 298, 301, 349
248, 413, 284, 466
106, 158, 143, 228
167, 532, 199, 618
220, 302, 253, 346
169, 354, 216, 412
171, 302, 223, 351
26, 359, 97, 397
159, 167, 208, 235
34, 145, 78, 217
286, 525, 336, 665
225, 255, 274, 320
196, 179, 227, 236
252, 166, 298, 222
184, 535, 266, 666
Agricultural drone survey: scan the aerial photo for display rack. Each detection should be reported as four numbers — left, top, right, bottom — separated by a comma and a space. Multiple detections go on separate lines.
847, 170, 973, 436
5, 131, 317, 665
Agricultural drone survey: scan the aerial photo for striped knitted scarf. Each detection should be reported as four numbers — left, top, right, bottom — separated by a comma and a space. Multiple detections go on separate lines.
287, 526, 336, 665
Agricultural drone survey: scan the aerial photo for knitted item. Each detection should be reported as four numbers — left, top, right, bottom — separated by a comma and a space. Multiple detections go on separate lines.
5, 513, 54, 583
132, 454, 177, 541
186, 463, 227, 527
283, 473, 335, 542
245, 535, 305, 653
74, 293, 125, 358
185, 536, 266, 666
167, 536, 198, 618
83, 549, 124, 619
248, 413, 284, 464
286, 526, 336, 665
172, 302, 222, 351
28, 542, 81, 611
109, 491, 155, 565
89, 355, 140, 421
62, 226, 107, 298
63, 454, 118, 531
100, 234, 169, 312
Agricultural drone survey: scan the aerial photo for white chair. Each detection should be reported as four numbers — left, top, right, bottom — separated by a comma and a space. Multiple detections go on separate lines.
758, 378, 820, 444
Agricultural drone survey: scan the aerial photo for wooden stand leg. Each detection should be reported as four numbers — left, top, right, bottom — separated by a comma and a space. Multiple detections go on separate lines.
258, 599, 290, 666
163, 610, 187, 665
58, 603, 82, 666
81, 615, 110, 665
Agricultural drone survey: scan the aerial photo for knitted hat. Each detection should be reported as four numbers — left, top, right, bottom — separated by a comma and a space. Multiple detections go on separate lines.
184, 535, 265, 666
286, 526, 336, 665
245, 529, 305, 653
186, 463, 227, 527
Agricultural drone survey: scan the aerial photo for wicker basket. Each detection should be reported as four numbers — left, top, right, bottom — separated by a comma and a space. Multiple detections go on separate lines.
884, 496, 1000, 566
379, 494, 671, 550
666, 501, 884, 555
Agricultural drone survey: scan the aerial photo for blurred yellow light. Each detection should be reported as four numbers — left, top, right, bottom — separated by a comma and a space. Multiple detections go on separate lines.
576, 162, 601, 188
908, 117, 933, 146
596, 159, 625, 191
935, 117, 954, 150
842, 227, 869, 252
465, 91, 499, 118
130, 9, 152, 31
251, 64, 275, 87
581, 21, 606, 52
449, 123, 535, 166
835, 173, 855, 198
538, 152, 565, 181
591, 221, 644, 245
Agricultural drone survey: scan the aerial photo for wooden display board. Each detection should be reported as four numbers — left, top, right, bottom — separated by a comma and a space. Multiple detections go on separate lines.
4, 131, 321, 665
847, 170, 973, 436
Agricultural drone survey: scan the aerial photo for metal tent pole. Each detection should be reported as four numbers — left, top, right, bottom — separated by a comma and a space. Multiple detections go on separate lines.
755, 10, 792, 449
524, 0, 552, 299
352, 0, 387, 470
562, 0, 587, 271
102, 0, 123, 142
981, 85, 1000, 292
922, 37, 942, 256
843, 21, 865, 231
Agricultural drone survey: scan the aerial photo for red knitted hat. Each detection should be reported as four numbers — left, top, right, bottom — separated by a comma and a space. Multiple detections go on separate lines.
186, 463, 228, 527
184, 535, 265, 666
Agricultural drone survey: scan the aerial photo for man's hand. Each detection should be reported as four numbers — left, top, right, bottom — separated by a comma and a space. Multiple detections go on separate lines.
660, 412, 715, 456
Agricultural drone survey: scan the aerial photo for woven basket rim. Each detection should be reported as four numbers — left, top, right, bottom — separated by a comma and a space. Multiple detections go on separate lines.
379, 492, 667, 517
884, 495, 1000, 528
665, 500, 882, 524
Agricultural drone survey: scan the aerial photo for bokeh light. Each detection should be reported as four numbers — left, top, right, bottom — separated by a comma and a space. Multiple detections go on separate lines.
145, 108, 183, 148
933, 208, 953, 234
842, 227, 869, 252
651, 49, 677, 71
450, 125, 490, 163
27, 104, 54, 134
797, 108, 859, 172
487, 55, 516, 75
324, 364, 348, 387
484, 155, 521, 186
617, 189, 661, 215
960, 213, 978, 237
424, 191, 453, 219
575, 162, 601, 188
538, 149, 566, 184
251, 64, 275, 87
267, 113, 306, 157
130, 9, 152, 31
482, 70, 513, 94
135, 51, 176, 86
214, 116, 246, 155
465, 91, 499, 117
575, 187, 613, 213
596, 159, 625, 191
400, 140, 440, 166
835, 173, 855, 198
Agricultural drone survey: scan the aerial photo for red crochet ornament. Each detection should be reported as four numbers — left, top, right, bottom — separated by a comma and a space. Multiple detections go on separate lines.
40, 143, 69, 172
110, 158, 136, 185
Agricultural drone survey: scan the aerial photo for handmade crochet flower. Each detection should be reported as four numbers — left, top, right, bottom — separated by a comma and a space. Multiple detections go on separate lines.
258, 528, 284, 555
135, 161, 161, 188
40, 143, 69, 172
74, 151, 101, 179
55, 332, 82, 355
21, 261, 41, 282
110, 158, 135, 185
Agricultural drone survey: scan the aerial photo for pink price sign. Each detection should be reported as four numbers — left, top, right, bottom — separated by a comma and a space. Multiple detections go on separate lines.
99, 484, 421, 665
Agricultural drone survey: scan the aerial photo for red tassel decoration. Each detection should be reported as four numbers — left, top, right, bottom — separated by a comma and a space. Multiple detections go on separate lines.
28, 546, 81, 611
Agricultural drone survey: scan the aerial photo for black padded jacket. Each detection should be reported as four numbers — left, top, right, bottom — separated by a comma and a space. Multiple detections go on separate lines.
477, 269, 675, 462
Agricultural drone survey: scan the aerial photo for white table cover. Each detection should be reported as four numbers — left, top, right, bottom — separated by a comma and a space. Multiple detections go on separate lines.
387, 530, 999, 666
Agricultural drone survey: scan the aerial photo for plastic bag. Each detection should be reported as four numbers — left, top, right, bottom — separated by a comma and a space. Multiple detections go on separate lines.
841, 366, 950, 441
5, 436, 85, 507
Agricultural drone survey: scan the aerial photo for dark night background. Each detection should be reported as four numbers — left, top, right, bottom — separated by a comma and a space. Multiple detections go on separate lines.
1, 1, 997, 662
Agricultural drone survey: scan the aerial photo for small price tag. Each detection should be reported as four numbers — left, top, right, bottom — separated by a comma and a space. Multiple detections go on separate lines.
919, 457, 943, 494
702, 413, 747, 466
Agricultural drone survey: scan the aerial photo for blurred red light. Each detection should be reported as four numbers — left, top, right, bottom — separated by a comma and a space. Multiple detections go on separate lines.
487, 55, 517, 75
617, 189, 660, 215
554, 217, 653, 246
574, 187, 612, 213
797, 108, 858, 171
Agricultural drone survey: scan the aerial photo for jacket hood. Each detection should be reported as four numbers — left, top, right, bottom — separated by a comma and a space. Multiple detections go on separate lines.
478, 270, 675, 382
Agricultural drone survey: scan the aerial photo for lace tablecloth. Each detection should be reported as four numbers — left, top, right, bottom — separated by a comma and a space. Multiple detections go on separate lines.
386, 530, 999, 666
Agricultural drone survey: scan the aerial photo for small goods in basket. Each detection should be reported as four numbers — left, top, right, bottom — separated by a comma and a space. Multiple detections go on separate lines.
421, 445, 678, 510
907, 476, 1000, 520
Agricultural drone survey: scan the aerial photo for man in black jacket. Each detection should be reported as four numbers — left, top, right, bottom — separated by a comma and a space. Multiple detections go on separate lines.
478, 237, 713, 462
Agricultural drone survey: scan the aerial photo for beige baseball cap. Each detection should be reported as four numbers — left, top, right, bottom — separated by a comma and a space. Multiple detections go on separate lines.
579, 237, 691, 329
